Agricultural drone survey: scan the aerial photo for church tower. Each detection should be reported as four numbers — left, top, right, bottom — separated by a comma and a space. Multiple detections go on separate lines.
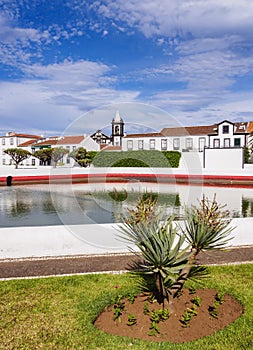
111, 111, 124, 146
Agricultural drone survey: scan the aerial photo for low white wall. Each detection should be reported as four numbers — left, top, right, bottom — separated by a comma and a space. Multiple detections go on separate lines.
1, 159, 253, 178
204, 148, 244, 170
0, 218, 252, 259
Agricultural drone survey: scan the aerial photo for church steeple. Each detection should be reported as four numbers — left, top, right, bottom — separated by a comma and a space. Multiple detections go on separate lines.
111, 110, 124, 146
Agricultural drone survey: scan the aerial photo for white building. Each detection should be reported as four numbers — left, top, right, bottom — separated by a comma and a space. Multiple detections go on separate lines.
30, 134, 99, 166
122, 120, 248, 152
0, 133, 99, 167
0, 132, 42, 167
122, 120, 249, 169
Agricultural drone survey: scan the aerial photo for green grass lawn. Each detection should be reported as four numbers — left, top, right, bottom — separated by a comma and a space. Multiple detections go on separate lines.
0, 264, 252, 350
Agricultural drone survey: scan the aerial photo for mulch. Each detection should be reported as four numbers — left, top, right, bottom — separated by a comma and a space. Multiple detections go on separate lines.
0, 246, 252, 279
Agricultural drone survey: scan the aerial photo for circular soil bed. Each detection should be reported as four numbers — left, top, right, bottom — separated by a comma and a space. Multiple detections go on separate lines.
94, 288, 243, 343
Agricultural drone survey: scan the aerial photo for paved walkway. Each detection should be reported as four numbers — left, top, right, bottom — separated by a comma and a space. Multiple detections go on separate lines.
0, 245, 252, 279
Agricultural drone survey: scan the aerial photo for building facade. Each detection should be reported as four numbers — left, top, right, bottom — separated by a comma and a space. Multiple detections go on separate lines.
1, 117, 252, 168
0, 132, 42, 167
122, 120, 249, 153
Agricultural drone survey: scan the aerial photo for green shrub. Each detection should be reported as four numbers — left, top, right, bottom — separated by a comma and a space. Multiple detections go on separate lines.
87, 151, 99, 163
90, 150, 181, 168
244, 147, 250, 164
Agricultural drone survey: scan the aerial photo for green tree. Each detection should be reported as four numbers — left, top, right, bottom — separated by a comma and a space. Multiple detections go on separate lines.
51, 147, 69, 167
4, 148, 31, 169
33, 148, 53, 166
69, 147, 91, 167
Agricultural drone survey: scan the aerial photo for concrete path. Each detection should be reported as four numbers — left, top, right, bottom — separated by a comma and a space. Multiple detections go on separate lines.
0, 246, 252, 279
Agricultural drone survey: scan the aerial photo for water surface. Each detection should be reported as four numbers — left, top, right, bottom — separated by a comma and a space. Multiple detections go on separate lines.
1, 183, 253, 227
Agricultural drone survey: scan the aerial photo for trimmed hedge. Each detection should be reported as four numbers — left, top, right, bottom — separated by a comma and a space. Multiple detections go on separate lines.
90, 150, 181, 168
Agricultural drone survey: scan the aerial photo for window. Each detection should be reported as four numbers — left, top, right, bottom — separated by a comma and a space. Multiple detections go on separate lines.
138, 140, 143, 150
127, 140, 133, 150
224, 138, 230, 148
222, 125, 229, 134
66, 157, 70, 164
186, 138, 193, 149
149, 139, 155, 150
161, 139, 167, 150
32, 159, 36, 166
10, 138, 14, 145
173, 138, 180, 150
198, 137, 206, 152
234, 138, 241, 147
213, 139, 220, 148
2, 159, 5, 165
72, 146, 76, 150
114, 125, 120, 135
2, 138, 5, 145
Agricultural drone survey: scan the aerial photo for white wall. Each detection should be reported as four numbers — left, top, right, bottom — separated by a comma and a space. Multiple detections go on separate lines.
0, 217, 251, 259
204, 147, 244, 170
82, 135, 100, 151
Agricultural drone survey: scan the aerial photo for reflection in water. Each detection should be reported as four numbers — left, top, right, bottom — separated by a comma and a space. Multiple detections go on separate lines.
242, 197, 253, 218
10, 201, 31, 217
0, 184, 253, 227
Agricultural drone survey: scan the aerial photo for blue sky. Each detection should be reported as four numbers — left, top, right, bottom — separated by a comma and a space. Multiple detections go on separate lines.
1, 0, 253, 136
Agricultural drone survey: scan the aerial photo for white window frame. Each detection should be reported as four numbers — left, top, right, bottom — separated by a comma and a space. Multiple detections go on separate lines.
127, 140, 133, 150
213, 139, 220, 148
149, 139, 155, 150
198, 137, 206, 152
161, 139, 167, 150
186, 138, 193, 150
224, 138, 230, 148
173, 138, 180, 150
138, 140, 144, 150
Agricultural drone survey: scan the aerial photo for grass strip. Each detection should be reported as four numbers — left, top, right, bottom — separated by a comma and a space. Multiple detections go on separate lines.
0, 264, 252, 349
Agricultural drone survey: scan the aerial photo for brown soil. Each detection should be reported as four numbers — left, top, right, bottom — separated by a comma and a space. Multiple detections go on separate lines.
94, 288, 243, 343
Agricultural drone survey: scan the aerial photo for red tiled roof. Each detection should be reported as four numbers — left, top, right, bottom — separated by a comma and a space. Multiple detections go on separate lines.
124, 132, 163, 138
161, 125, 216, 137
100, 145, 122, 151
1, 133, 41, 139
56, 136, 84, 145
234, 122, 248, 134
247, 121, 253, 134
18, 139, 39, 147
33, 135, 85, 147
34, 139, 58, 147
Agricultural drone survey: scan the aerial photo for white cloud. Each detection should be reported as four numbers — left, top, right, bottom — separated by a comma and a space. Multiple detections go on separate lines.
0, 60, 140, 134
150, 89, 253, 126
94, 0, 253, 39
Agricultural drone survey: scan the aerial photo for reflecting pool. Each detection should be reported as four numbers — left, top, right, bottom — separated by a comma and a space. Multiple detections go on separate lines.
1, 183, 253, 227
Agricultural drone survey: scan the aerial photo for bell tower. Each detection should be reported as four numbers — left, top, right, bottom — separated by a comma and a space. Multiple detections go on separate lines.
111, 111, 124, 146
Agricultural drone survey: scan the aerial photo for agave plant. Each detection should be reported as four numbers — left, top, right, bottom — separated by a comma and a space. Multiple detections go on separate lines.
183, 194, 233, 252
117, 194, 234, 307
118, 212, 191, 306
168, 194, 234, 298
